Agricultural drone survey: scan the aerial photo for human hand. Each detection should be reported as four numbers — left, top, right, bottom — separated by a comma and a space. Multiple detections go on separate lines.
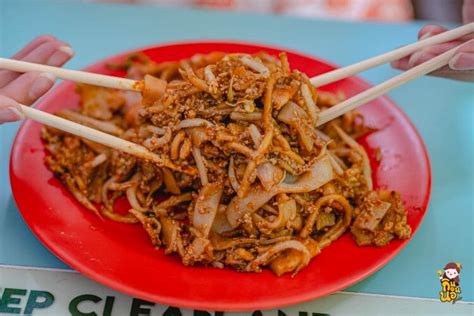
391, 0, 474, 82
391, 25, 474, 82
0, 35, 74, 124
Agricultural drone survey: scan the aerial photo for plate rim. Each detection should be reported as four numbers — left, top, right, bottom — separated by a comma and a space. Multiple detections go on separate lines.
9, 40, 432, 311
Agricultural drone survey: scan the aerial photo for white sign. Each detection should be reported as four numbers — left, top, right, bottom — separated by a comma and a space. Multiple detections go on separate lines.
0, 265, 472, 315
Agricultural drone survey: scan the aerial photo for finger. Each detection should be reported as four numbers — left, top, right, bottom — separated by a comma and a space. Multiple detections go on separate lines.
407, 50, 437, 68
392, 51, 440, 70
19, 37, 73, 65
449, 40, 474, 70
390, 56, 411, 70
392, 26, 474, 72
0, 72, 56, 105
422, 41, 465, 55
396, 40, 474, 81
0, 95, 24, 124
419, 24, 474, 42
392, 26, 457, 71
11, 35, 57, 60
418, 24, 448, 40
392, 42, 462, 70
428, 65, 474, 82
0, 39, 74, 88
450, 53, 474, 70
463, 0, 474, 23
407, 41, 464, 68
0, 39, 73, 87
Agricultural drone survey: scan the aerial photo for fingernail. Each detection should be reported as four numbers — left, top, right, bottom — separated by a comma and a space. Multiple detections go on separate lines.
419, 32, 433, 40
0, 105, 24, 123
59, 46, 75, 56
449, 52, 474, 70
408, 50, 424, 67
29, 72, 56, 100
47, 46, 75, 65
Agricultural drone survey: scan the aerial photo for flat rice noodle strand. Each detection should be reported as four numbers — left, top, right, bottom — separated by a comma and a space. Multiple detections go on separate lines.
300, 194, 353, 239
227, 154, 334, 228
332, 123, 373, 190
193, 182, 224, 237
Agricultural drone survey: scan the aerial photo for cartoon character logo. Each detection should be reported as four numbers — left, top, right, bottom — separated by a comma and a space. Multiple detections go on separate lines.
437, 262, 462, 303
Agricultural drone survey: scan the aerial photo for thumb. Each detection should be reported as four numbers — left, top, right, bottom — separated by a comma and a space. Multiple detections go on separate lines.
0, 95, 24, 124
449, 39, 474, 70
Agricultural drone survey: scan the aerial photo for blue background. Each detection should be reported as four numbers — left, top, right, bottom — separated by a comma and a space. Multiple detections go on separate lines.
0, 0, 473, 303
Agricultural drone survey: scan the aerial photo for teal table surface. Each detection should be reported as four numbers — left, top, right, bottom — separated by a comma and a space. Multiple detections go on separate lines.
1, 0, 473, 303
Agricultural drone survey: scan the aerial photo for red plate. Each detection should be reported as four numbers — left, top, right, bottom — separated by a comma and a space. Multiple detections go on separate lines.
10, 42, 431, 311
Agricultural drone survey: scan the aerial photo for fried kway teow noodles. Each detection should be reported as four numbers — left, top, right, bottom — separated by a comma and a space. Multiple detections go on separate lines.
42, 51, 411, 276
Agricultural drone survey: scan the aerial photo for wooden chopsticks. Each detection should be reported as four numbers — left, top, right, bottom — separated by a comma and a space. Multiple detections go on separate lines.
0, 58, 141, 91
311, 22, 474, 87
1, 23, 471, 92
317, 43, 463, 126
1, 23, 472, 93
20, 104, 153, 158
1, 23, 472, 165
18, 104, 194, 175
313, 22, 473, 125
